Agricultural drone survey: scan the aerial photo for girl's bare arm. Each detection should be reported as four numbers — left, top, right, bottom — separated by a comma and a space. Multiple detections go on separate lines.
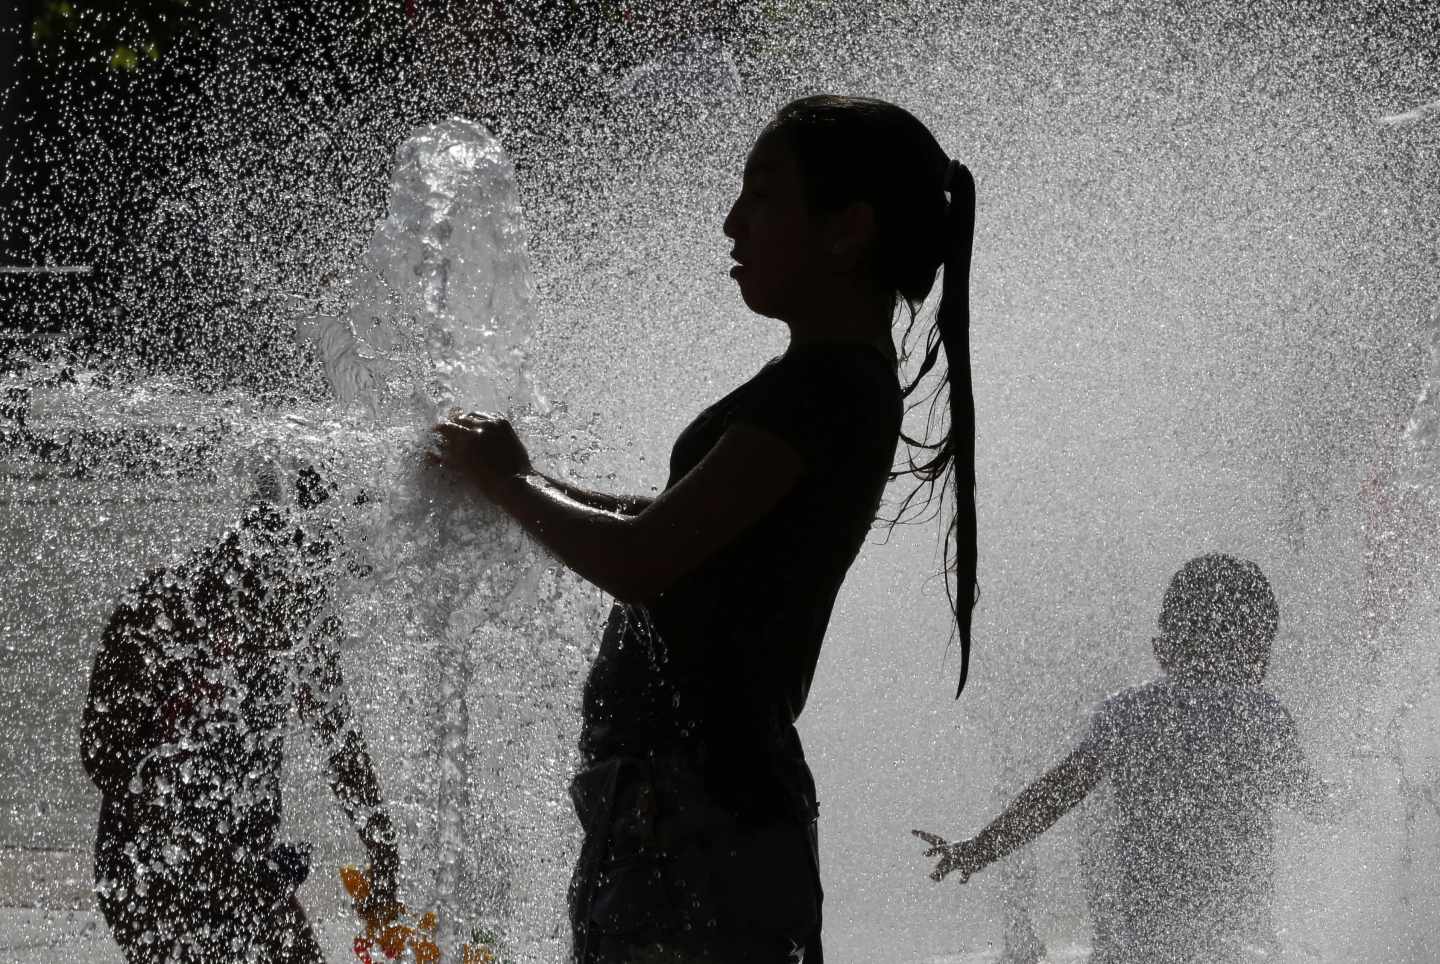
531, 472, 654, 516
484, 425, 801, 603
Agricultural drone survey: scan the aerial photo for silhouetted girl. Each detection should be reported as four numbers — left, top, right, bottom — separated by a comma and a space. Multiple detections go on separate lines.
435, 94, 977, 963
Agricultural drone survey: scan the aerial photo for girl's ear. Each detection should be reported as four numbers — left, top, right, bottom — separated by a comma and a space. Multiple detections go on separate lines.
826, 199, 878, 269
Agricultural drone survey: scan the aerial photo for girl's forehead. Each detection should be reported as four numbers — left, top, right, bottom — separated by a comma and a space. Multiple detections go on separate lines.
744, 130, 798, 178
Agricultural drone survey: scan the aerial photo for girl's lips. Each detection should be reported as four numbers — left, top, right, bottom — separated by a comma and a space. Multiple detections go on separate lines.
729, 264, 745, 279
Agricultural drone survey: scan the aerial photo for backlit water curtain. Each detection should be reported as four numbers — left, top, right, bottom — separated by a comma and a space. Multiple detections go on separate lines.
2, 2, 1439, 961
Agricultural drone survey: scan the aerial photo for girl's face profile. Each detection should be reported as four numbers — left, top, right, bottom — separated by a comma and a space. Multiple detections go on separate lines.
723, 129, 830, 321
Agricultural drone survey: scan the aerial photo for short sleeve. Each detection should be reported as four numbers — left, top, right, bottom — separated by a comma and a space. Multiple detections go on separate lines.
1087, 695, 1122, 770
730, 349, 893, 471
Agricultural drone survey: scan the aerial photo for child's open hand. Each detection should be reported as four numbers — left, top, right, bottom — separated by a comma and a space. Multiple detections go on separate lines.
912, 829, 986, 883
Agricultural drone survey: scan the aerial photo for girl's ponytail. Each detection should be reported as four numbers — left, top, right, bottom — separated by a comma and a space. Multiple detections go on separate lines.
888, 160, 977, 697
766, 95, 978, 696
937, 161, 977, 697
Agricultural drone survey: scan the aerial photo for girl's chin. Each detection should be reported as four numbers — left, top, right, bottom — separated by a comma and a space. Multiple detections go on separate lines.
738, 293, 786, 322
731, 273, 786, 319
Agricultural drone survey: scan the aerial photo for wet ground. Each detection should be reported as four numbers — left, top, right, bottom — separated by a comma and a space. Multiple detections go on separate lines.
0, 847, 386, 964
0, 905, 362, 963
0, 899, 1092, 964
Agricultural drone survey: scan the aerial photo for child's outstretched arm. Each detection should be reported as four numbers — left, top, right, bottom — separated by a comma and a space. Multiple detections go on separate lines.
913, 740, 1104, 882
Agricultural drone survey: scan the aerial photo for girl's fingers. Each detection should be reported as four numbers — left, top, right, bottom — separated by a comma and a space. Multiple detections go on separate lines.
434, 422, 484, 445
453, 410, 503, 426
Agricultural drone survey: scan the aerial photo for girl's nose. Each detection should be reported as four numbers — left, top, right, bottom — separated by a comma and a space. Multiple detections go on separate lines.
722, 199, 743, 240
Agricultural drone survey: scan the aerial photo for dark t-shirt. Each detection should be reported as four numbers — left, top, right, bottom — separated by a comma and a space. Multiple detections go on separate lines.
1085, 679, 1314, 960
579, 342, 902, 821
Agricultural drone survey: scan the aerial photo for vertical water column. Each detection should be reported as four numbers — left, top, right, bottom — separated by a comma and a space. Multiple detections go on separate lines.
298, 117, 548, 946
1386, 306, 1440, 956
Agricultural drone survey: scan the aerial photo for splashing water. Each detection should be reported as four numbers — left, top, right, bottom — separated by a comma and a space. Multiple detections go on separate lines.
296, 117, 586, 952
297, 117, 540, 419
4, 109, 596, 960
5, 1, 1440, 962
1379, 97, 1440, 127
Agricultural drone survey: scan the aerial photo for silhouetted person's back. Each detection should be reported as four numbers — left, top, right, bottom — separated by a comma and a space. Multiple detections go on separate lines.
917, 554, 1336, 964
81, 492, 398, 962
1086, 675, 1320, 961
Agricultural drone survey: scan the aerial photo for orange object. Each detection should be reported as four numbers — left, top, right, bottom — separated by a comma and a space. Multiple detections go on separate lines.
379, 924, 411, 958
341, 865, 510, 963
340, 865, 371, 902
342, 865, 460, 963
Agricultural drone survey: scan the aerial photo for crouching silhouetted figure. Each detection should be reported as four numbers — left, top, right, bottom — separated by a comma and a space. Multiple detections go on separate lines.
915, 553, 1339, 964
81, 473, 399, 962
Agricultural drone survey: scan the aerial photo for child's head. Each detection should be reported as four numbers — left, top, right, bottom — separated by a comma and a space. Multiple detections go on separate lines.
1154, 553, 1279, 684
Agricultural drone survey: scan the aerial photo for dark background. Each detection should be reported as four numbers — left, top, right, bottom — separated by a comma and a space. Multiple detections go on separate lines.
3, 0, 1433, 376
0, 0, 753, 367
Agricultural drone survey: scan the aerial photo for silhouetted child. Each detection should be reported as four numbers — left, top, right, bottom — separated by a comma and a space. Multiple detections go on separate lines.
914, 553, 1336, 964
81, 469, 400, 963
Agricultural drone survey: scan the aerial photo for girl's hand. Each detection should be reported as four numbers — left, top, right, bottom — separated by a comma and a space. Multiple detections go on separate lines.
432, 410, 532, 499
912, 828, 986, 883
